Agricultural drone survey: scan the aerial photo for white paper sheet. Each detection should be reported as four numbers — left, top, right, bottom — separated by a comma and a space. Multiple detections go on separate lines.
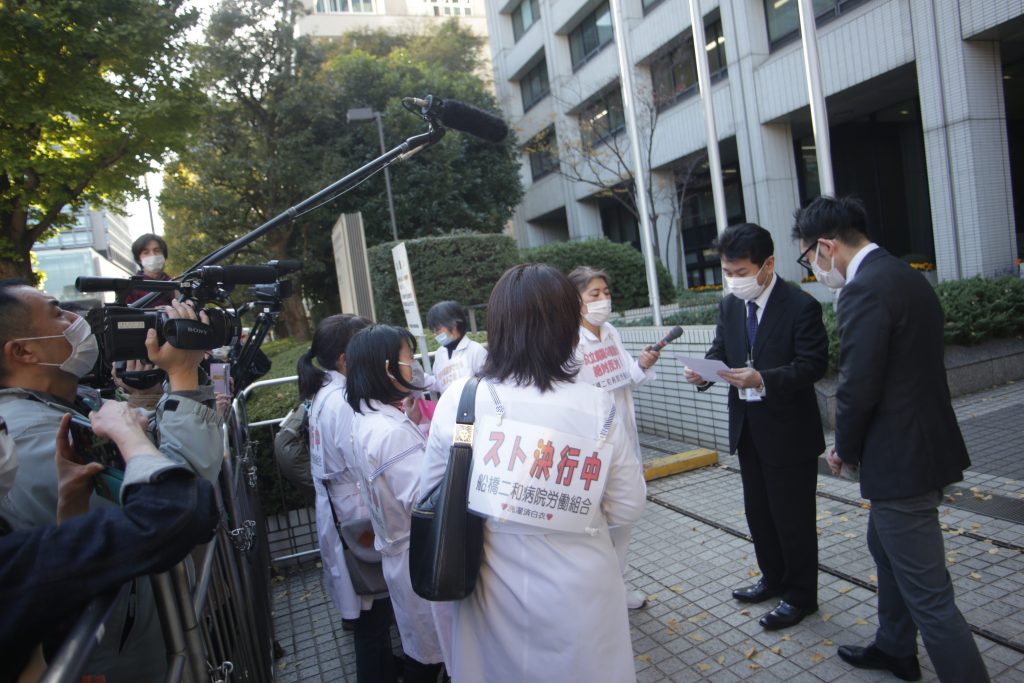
677, 356, 733, 383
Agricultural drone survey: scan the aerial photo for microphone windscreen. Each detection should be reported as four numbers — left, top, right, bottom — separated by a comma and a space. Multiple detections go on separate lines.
438, 99, 509, 143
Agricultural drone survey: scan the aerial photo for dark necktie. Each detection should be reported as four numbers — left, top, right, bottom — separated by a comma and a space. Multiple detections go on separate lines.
747, 301, 759, 351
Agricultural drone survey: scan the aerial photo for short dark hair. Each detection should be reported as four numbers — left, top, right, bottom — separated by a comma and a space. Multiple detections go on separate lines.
712, 223, 774, 265
131, 233, 168, 265
345, 325, 421, 413
566, 266, 610, 293
297, 314, 372, 401
791, 195, 870, 246
425, 301, 468, 335
481, 264, 580, 392
0, 279, 33, 381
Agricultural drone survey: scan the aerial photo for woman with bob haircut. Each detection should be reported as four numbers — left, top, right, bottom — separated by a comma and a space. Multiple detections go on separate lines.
568, 265, 661, 610
420, 264, 647, 682
296, 314, 398, 683
424, 300, 487, 395
346, 325, 446, 683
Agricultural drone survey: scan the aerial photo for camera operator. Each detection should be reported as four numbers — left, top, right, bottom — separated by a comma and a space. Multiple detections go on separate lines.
0, 279, 224, 682
0, 402, 218, 683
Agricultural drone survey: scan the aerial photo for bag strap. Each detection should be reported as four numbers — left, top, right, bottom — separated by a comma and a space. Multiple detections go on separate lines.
322, 483, 351, 551
453, 377, 481, 446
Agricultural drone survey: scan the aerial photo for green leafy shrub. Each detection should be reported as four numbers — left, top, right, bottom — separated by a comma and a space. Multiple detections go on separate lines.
520, 238, 676, 311
368, 233, 518, 325
936, 276, 1024, 345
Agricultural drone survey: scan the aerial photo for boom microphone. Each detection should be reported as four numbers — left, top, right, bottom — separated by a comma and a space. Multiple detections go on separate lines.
404, 96, 509, 143
651, 325, 684, 351
197, 265, 279, 286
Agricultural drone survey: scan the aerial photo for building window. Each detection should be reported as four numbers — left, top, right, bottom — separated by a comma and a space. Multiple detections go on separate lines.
764, 0, 869, 49
433, 6, 439, 14
568, 2, 613, 71
316, 0, 374, 12
520, 58, 550, 112
511, 0, 540, 42
526, 126, 559, 180
650, 14, 727, 111
579, 88, 625, 147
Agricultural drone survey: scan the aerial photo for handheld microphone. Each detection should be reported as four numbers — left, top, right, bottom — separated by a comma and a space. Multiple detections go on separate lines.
197, 265, 279, 286
403, 96, 509, 143
652, 325, 684, 351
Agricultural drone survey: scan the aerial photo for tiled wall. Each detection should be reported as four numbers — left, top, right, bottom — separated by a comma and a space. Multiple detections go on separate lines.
617, 325, 731, 454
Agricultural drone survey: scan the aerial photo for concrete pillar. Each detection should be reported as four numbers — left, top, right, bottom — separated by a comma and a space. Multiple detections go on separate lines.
651, 170, 684, 285
722, 0, 804, 283
566, 199, 603, 240
911, 0, 1017, 280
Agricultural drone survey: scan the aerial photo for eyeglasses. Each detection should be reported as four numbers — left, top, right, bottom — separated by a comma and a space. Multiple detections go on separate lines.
796, 243, 816, 273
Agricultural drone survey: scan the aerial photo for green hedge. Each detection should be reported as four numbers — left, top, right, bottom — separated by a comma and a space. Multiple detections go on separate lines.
368, 233, 518, 325
520, 238, 676, 311
936, 276, 1024, 345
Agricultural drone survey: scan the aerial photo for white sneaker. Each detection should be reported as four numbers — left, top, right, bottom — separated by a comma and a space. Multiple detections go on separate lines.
626, 589, 647, 610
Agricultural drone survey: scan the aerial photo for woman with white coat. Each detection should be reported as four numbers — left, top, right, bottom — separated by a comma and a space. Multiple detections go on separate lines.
569, 266, 661, 610
297, 314, 397, 683
421, 264, 647, 682
346, 325, 446, 683
425, 301, 487, 395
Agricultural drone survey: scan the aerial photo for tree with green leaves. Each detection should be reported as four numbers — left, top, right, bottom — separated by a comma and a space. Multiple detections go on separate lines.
0, 0, 202, 281
161, 3, 522, 332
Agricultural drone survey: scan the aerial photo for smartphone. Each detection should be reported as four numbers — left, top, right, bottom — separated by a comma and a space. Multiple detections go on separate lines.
210, 362, 231, 397
68, 415, 127, 502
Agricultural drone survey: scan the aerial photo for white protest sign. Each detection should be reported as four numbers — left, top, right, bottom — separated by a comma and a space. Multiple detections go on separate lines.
468, 416, 611, 533
577, 338, 631, 392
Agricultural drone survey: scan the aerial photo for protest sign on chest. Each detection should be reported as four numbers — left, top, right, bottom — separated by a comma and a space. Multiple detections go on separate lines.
577, 336, 631, 391
468, 416, 610, 533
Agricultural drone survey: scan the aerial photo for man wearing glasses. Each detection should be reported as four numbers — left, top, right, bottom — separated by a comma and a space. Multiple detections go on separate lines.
792, 196, 987, 682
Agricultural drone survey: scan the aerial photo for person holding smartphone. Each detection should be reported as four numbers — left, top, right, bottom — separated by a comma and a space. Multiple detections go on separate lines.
0, 401, 218, 683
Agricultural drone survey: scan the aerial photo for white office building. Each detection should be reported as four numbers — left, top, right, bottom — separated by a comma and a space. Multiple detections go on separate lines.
486, 0, 1023, 286
297, 0, 489, 41
34, 209, 136, 303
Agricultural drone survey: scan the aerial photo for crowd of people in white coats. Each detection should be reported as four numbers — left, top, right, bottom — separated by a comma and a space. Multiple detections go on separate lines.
297, 263, 662, 682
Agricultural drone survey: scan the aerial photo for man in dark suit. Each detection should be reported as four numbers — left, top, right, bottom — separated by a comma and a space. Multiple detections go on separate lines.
685, 223, 828, 630
793, 196, 988, 682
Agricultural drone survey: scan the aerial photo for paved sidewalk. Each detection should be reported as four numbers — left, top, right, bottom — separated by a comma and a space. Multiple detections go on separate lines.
272, 379, 1024, 681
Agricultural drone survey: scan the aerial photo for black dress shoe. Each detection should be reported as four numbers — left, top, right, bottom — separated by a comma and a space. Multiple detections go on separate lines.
758, 600, 816, 630
731, 579, 781, 604
837, 643, 922, 681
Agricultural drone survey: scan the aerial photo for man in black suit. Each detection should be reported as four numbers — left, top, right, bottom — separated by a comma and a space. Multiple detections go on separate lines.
685, 223, 828, 630
793, 196, 988, 682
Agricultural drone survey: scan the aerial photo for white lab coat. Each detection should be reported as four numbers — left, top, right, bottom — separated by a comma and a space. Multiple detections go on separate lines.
576, 323, 655, 462
351, 401, 444, 665
576, 323, 655, 575
308, 371, 377, 620
421, 377, 647, 683
427, 336, 487, 395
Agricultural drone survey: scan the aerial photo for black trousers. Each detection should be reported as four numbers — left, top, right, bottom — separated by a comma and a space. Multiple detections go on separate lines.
737, 426, 819, 610
353, 597, 399, 683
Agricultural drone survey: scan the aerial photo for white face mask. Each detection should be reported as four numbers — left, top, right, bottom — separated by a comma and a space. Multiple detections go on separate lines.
14, 316, 100, 378
724, 262, 768, 302
434, 332, 452, 347
141, 254, 165, 273
812, 243, 846, 289
0, 422, 16, 502
583, 298, 612, 326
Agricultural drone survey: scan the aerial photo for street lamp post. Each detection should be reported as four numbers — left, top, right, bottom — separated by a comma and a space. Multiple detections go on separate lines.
346, 107, 400, 241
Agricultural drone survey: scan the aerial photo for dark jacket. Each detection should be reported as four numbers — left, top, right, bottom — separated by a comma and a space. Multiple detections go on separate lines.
704, 278, 828, 465
0, 465, 217, 683
834, 248, 969, 500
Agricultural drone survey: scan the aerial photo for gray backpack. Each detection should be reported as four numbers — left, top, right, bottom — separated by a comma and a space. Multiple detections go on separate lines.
273, 402, 316, 503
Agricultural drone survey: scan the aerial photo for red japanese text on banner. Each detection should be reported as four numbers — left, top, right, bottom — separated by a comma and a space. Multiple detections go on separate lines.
577, 338, 631, 391
468, 416, 611, 533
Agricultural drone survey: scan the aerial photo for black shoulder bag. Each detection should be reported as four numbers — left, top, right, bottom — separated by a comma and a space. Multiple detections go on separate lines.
409, 377, 484, 601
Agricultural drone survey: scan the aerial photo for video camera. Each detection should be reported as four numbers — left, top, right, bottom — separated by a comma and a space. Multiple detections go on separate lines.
75, 259, 302, 392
